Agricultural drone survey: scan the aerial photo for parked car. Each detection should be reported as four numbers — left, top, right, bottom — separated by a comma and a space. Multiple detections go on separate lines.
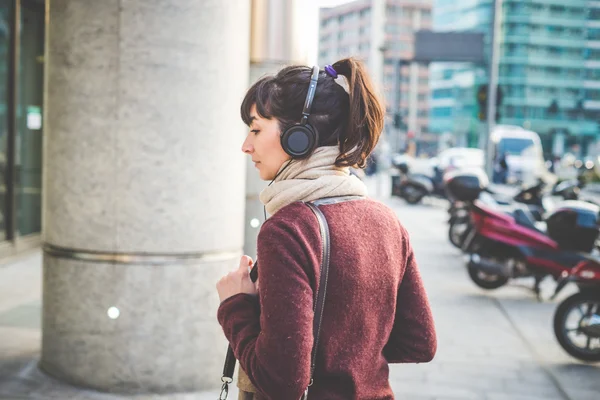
436, 147, 484, 175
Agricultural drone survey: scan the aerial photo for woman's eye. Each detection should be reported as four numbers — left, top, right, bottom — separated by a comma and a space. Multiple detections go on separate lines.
251, 129, 260, 135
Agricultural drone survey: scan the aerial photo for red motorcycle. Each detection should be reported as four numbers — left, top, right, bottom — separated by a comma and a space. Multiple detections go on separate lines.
551, 262, 600, 362
446, 171, 600, 297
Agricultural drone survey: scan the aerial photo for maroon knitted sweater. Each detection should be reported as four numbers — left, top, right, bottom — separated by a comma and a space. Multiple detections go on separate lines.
218, 198, 436, 399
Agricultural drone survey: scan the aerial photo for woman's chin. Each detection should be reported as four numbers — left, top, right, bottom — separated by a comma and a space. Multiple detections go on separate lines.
259, 171, 275, 181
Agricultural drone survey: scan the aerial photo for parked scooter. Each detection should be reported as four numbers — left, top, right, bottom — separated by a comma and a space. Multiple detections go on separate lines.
391, 161, 446, 204
463, 199, 600, 296
446, 173, 564, 249
550, 261, 600, 362
551, 178, 582, 201
447, 170, 600, 297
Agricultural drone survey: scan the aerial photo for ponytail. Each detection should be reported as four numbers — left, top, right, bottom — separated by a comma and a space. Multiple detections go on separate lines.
331, 58, 385, 168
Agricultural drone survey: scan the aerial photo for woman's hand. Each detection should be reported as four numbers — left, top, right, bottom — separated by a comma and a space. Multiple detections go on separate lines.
216, 255, 258, 303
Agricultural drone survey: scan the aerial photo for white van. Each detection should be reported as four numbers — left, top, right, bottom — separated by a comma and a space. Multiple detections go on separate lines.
490, 125, 547, 184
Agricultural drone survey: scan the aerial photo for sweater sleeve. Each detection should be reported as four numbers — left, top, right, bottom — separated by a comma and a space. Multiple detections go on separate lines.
217, 209, 318, 400
383, 232, 437, 363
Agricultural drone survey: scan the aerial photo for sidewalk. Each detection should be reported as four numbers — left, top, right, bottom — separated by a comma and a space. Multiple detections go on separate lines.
1, 194, 599, 399
387, 196, 599, 400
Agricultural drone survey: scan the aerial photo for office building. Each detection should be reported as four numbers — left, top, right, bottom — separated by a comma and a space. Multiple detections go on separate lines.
318, 0, 434, 153
430, 0, 600, 158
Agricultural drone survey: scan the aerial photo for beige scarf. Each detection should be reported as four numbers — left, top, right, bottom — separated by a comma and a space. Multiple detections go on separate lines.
259, 146, 368, 216
237, 146, 367, 396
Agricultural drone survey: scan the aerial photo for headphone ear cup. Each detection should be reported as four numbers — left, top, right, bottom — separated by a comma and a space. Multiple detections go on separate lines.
281, 124, 318, 159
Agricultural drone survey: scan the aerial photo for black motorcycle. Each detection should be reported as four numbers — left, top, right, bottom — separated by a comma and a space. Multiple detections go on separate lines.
391, 161, 446, 204
551, 257, 600, 362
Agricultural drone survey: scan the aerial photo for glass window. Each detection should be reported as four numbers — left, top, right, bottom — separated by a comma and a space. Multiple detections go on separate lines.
514, 106, 524, 118
16, 0, 44, 236
0, 0, 44, 241
587, 89, 600, 100
589, 28, 600, 41
506, 106, 515, 118
587, 69, 600, 80
586, 49, 600, 60
0, 3, 10, 241
498, 137, 535, 155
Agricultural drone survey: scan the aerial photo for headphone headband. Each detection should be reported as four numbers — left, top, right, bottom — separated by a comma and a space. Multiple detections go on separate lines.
301, 66, 320, 125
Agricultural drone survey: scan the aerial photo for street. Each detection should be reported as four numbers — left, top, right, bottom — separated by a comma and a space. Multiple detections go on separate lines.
0, 194, 599, 399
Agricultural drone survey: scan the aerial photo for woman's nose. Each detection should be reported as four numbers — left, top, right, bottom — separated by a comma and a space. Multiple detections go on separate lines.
241, 137, 253, 154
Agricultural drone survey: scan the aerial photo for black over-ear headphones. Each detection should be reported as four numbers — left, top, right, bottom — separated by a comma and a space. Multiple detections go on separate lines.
280, 65, 320, 159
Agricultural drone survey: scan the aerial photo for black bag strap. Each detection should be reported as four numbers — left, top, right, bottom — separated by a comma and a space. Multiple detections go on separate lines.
301, 201, 331, 400
219, 201, 333, 400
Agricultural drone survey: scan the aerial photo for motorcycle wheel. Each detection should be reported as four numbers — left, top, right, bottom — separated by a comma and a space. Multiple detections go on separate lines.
467, 262, 509, 290
448, 221, 469, 249
402, 184, 426, 205
553, 292, 600, 362
391, 176, 402, 197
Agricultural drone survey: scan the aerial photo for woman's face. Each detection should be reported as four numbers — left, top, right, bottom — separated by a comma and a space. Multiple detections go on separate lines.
242, 105, 290, 181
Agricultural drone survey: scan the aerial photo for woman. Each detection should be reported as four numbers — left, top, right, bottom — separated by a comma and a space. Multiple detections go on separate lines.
216, 58, 436, 400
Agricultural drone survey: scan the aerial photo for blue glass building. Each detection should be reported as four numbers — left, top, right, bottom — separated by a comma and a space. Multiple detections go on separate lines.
430, 0, 600, 158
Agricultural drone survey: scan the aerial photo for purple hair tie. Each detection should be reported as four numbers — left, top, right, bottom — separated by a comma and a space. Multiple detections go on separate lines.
324, 65, 338, 79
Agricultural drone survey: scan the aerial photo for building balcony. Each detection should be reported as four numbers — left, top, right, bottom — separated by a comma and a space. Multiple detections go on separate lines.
503, 13, 585, 28
430, 98, 456, 107
501, 55, 585, 69
499, 75, 584, 88
587, 20, 600, 29
519, 0, 587, 7
503, 34, 586, 49
584, 81, 600, 89
585, 60, 600, 68
500, 118, 598, 136
430, 80, 457, 90
388, 0, 432, 10
587, 40, 600, 49
502, 96, 580, 108
430, 116, 597, 137
428, 117, 456, 134
585, 100, 600, 110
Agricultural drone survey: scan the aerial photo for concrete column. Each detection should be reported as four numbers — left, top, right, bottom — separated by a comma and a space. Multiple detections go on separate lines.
41, 0, 250, 394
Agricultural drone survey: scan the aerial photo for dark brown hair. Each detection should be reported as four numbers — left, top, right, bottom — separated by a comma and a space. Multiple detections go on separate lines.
240, 57, 385, 168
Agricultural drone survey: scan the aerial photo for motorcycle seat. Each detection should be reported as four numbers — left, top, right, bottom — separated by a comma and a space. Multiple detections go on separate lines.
513, 207, 545, 235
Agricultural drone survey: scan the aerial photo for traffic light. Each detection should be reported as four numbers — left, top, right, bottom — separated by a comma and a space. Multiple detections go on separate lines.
476, 84, 503, 122
477, 84, 488, 121
393, 113, 403, 129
